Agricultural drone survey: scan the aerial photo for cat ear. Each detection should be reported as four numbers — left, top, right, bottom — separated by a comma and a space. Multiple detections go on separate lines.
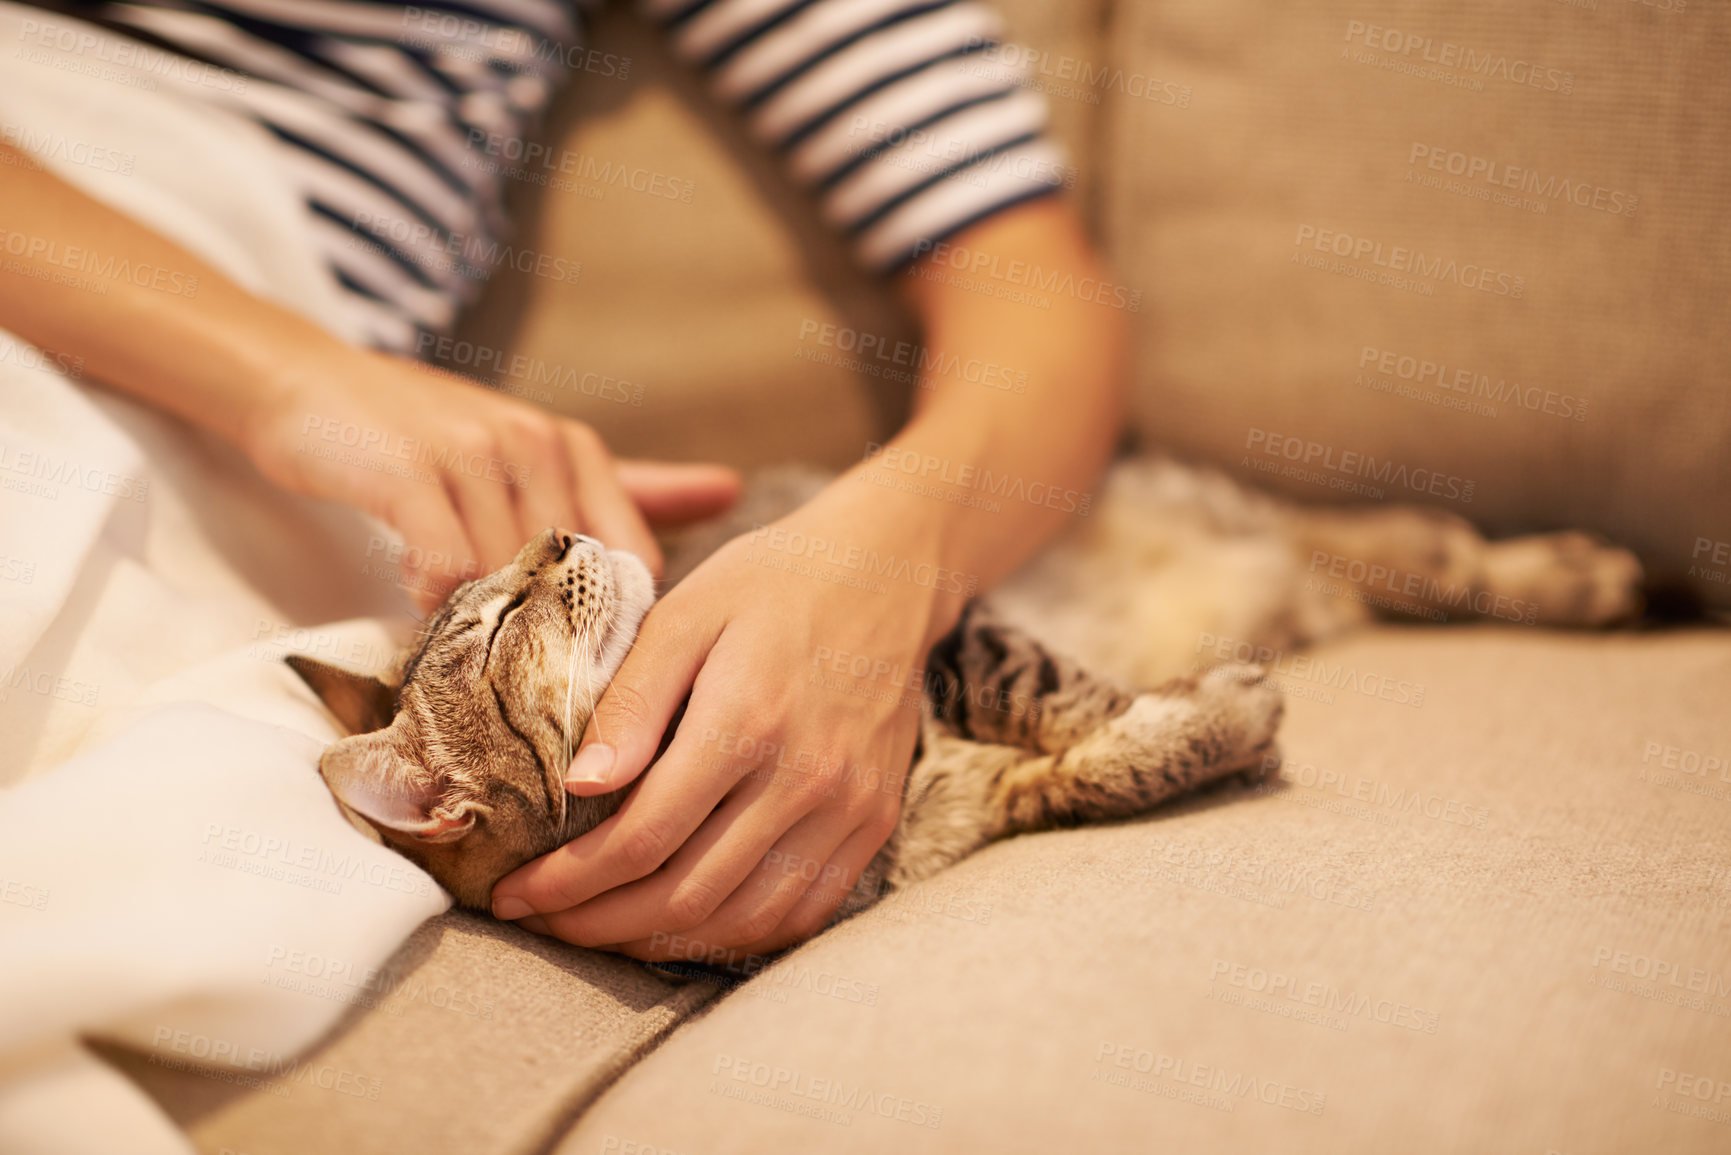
286, 656, 397, 735
318, 730, 475, 843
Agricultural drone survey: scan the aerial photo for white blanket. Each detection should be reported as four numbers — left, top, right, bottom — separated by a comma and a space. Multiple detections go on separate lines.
0, 8, 451, 1151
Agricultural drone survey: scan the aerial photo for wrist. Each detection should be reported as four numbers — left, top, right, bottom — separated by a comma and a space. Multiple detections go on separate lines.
236, 335, 373, 462
791, 479, 972, 650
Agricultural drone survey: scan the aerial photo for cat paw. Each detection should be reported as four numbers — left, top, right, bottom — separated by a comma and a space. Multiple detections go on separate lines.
1482, 532, 1644, 627
1123, 663, 1284, 791
1190, 663, 1285, 772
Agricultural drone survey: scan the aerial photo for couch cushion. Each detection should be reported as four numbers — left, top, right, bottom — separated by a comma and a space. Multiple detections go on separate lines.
552, 625, 1731, 1153
101, 911, 717, 1155
1102, 0, 1731, 607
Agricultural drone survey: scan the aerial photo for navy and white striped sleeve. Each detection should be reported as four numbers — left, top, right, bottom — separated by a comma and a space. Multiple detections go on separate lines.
637, 0, 1067, 271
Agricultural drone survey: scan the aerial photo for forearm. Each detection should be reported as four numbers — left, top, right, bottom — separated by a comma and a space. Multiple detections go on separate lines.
818, 198, 1128, 638
0, 142, 346, 448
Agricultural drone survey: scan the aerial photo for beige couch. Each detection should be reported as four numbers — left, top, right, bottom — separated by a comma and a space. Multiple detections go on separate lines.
110, 2, 1731, 1151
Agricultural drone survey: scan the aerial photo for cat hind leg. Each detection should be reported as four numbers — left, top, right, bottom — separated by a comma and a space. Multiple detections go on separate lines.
1293, 507, 1642, 628
1478, 531, 1643, 626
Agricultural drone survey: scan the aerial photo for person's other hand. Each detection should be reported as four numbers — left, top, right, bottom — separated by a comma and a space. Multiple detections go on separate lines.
242, 346, 740, 606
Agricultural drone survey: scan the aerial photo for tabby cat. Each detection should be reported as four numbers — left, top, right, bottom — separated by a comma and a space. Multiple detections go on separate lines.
288, 457, 1642, 914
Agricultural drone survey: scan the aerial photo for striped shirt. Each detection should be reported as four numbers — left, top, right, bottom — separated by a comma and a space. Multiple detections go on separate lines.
25, 0, 1065, 353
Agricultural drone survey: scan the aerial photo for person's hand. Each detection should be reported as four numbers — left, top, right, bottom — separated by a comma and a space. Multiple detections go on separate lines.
490, 484, 968, 962
241, 344, 741, 606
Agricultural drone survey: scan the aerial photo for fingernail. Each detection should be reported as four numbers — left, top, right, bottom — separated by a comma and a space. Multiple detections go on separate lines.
565, 743, 616, 789
492, 897, 533, 920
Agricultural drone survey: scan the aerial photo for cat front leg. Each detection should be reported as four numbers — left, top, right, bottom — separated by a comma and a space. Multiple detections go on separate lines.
985, 664, 1282, 839
923, 603, 1139, 753
859, 665, 1282, 900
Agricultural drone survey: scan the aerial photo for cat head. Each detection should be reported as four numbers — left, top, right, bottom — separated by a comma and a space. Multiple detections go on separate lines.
288, 529, 655, 908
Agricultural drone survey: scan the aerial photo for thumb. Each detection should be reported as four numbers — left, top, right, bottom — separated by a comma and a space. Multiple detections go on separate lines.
561, 598, 720, 797
616, 459, 742, 527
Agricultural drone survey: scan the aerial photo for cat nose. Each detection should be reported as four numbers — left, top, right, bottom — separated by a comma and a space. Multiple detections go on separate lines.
515, 530, 575, 568
545, 530, 600, 563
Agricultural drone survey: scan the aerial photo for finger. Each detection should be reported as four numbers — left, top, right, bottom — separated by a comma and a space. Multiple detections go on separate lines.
650, 809, 855, 953
567, 597, 726, 795
527, 775, 825, 947
492, 754, 735, 919
710, 820, 891, 958
377, 484, 479, 612
490, 606, 724, 916
603, 824, 882, 962
514, 914, 631, 951
500, 419, 583, 549
616, 460, 743, 527
561, 423, 664, 574
443, 464, 524, 574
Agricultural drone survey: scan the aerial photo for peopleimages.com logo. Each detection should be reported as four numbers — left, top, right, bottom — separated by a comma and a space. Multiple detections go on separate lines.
1357, 346, 1587, 422
1341, 20, 1574, 95
1406, 143, 1636, 218
1294, 225, 1524, 298
1243, 427, 1475, 505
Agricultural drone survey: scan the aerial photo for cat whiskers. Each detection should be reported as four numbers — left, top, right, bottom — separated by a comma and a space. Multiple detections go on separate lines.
562, 612, 602, 771
580, 601, 657, 753
561, 633, 578, 772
